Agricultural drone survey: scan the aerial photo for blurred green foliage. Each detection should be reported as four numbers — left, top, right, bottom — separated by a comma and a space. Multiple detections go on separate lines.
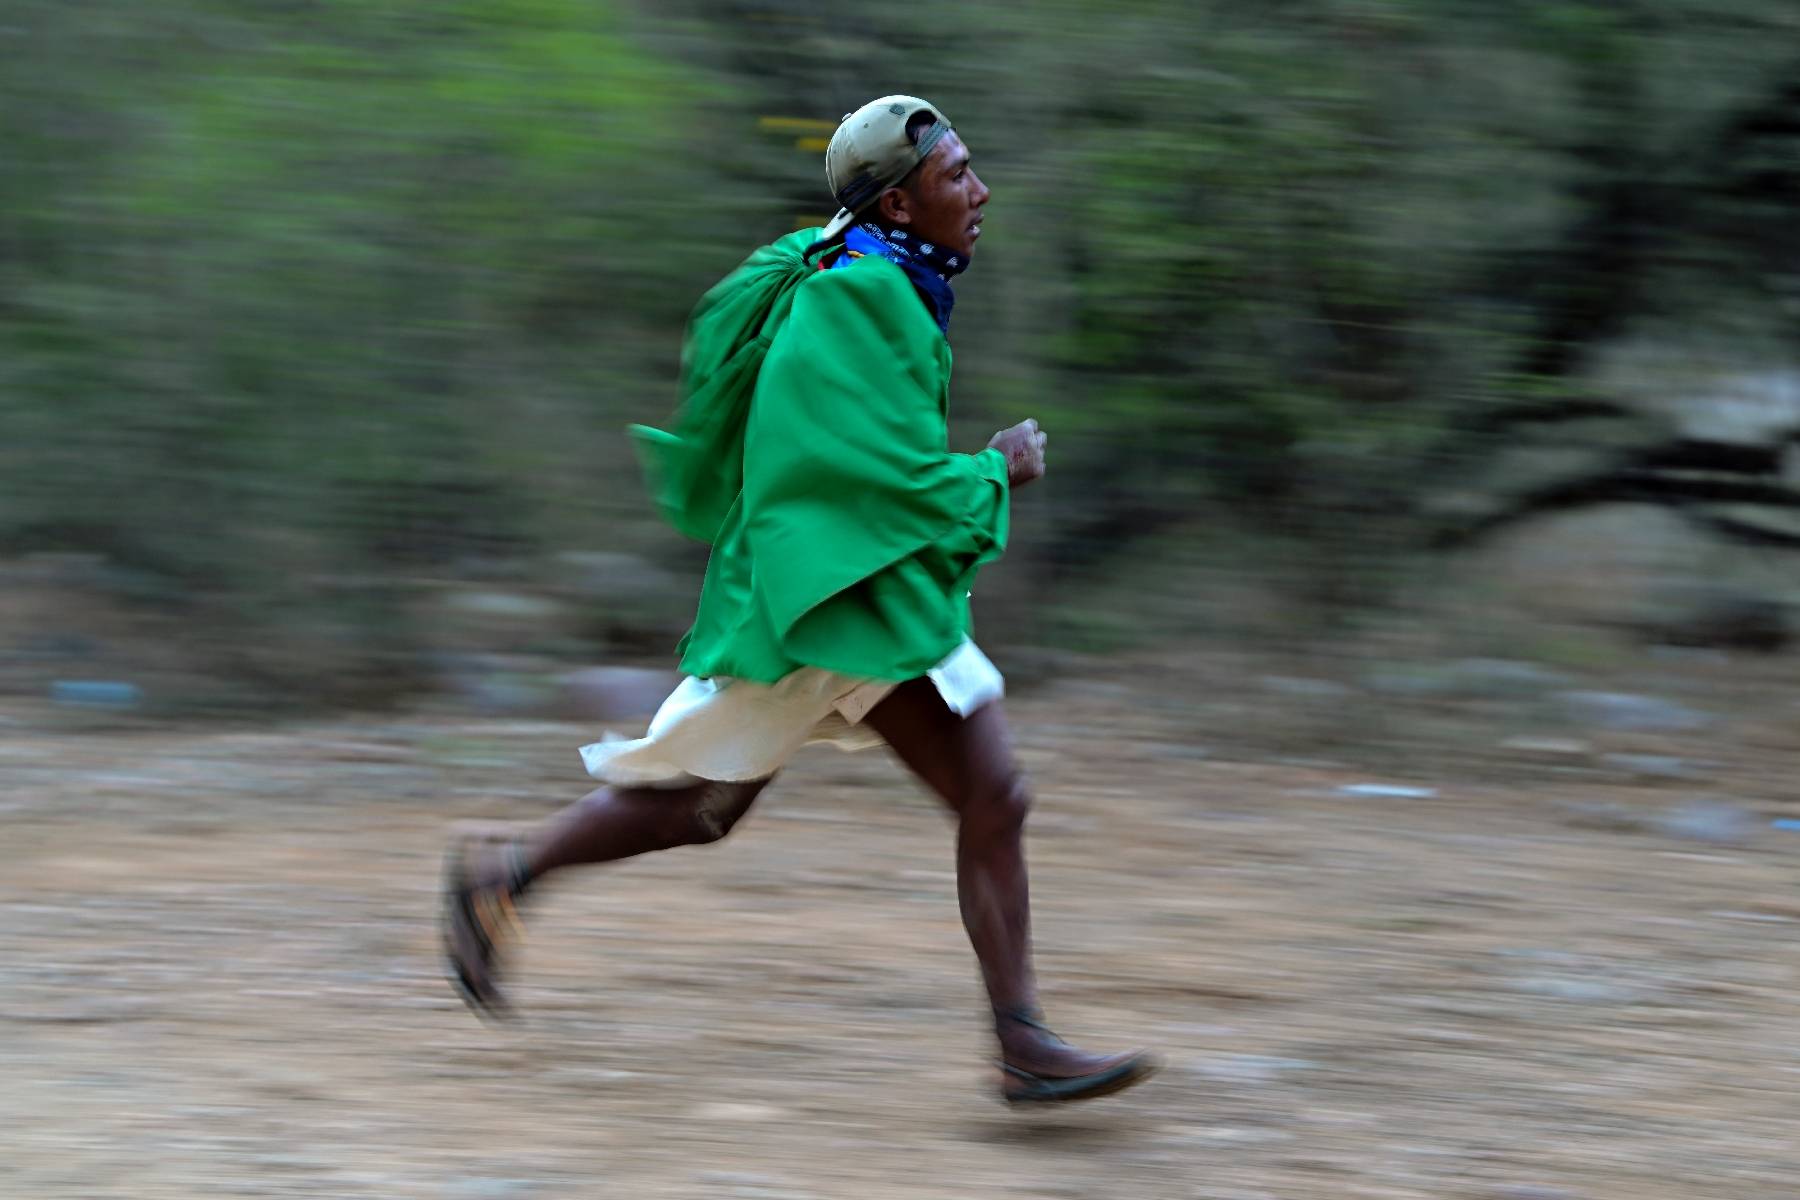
3, 0, 1798, 698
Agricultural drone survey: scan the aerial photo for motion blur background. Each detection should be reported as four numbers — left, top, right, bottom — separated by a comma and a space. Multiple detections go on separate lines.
5, 0, 1799, 725
10, 5, 1800, 1197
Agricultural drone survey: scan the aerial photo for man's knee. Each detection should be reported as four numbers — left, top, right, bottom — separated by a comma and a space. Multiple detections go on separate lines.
963, 770, 1033, 839
681, 779, 763, 846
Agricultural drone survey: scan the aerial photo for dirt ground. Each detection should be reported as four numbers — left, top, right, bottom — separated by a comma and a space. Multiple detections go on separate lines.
6, 669, 1800, 1200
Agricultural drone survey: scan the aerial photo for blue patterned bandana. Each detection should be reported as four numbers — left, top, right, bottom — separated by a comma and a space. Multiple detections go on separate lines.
831, 221, 967, 333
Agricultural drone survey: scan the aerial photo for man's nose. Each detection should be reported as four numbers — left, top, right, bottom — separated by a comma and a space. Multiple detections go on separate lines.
970, 171, 991, 206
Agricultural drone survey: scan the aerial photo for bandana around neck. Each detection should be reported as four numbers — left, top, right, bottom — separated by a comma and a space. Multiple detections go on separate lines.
832, 221, 966, 333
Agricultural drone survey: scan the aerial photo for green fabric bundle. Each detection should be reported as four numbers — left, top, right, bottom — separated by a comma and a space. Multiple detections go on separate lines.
630, 230, 1010, 684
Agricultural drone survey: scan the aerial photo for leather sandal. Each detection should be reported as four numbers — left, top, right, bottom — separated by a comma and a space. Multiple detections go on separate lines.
995, 1009, 1161, 1105
442, 836, 532, 1022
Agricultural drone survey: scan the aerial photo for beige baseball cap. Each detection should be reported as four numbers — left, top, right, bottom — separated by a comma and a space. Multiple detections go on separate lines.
820, 95, 954, 240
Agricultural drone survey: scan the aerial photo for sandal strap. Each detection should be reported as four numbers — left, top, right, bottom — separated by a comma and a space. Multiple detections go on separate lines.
994, 1005, 1045, 1026
994, 1006, 1054, 1034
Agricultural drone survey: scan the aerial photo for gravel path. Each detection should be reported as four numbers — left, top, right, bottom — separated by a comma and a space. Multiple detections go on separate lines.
5, 692, 1798, 1199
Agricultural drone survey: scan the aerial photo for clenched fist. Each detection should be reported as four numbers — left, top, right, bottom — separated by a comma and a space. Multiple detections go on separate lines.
988, 419, 1047, 488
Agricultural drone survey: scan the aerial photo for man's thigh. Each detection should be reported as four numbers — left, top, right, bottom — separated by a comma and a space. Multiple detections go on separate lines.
864, 677, 1019, 813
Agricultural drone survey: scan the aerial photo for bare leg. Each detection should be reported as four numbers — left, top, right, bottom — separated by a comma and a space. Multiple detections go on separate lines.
865, 678, 1155, 1096
524, 777, 770, 876
864, 679, 1037, 1016
445, 775, 770, 1014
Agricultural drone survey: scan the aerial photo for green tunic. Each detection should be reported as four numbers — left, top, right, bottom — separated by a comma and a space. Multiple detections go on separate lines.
630, 230, 1010, 684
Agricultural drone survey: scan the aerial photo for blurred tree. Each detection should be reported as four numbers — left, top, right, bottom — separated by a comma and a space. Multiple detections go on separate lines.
3, 0, 1797, 699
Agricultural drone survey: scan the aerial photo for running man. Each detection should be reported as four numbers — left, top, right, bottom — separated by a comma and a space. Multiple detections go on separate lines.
444, 96, 1158, 1105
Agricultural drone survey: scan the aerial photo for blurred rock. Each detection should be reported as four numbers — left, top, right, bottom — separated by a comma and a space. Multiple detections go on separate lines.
1424, 413, 1663, 529
50, 680, 142, 710
418, 588, 574, 662
1338, 783, 1438, 799
1555, 800, 1651, 834
10, 551, 114, 588
446, 554, 534, 583
1560, 796, 1755, 845
557, 666, 678, 722
552, 551, 690, 650
1259, 675, 1353, 700
687, 1101, 785, 1122
1637, 589, 1790, 652
1435, 358, 1800, 651
1555, 690, 1712, 732
1507, 976, 1641, 1003
1651, 367, 1800, 446
1645, 645, 1731, 665
695, 1173, 780, 1189
1367, 659, 1572, 699
19, 632, 99, 660
554, 551, 680, 605
432, 653, 556, 715
444, 1178, 542, 1200
443, 591, 563, 622
1699, 503, 1800, 547
1453, 504, 1794, 647
1651, 799, 1755, 846
1361, 664, 1450, 697
1141, 740, 1214, 761
463, 674, 557, 717
1445, 658, 1573, 696
1190, 1054, 1319, 1083
1501, 736, 1593, 763
1601, 753, 1700, 780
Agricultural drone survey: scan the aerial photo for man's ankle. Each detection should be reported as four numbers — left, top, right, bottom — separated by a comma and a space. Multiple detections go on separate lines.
993, 1004, 1054, 1051
469, 838, 535, 897
993, 1003, 1045, 1029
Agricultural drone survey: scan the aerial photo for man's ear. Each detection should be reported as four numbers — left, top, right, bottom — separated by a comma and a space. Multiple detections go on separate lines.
875, 186, 912, 227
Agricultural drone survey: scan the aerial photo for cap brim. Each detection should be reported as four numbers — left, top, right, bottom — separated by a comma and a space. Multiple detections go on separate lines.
820, 207, 857, 240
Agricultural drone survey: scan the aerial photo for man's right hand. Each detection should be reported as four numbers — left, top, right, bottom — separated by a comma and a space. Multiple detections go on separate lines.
988, 419, 1047, 488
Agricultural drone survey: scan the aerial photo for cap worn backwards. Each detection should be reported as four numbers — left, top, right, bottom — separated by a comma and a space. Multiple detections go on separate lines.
819, 95, 953, 240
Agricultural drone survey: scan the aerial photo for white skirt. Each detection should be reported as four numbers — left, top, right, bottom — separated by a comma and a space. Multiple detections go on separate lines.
578, 640, 1004, 786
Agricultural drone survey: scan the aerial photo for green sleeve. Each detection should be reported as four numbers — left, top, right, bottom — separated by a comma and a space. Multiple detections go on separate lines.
741, 259, 1011, 679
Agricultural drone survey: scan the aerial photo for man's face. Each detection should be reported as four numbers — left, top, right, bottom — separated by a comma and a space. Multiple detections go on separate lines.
888, 131, 990, 260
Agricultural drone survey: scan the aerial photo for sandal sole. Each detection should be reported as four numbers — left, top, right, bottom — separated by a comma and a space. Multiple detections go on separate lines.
440, 842, 513, 1023
1001, 1053, 1162, 1105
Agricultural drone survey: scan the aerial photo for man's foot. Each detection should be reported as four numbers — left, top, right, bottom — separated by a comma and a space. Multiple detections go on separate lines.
995, 1009, 1161, 1105
441, 829, 532, 1022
